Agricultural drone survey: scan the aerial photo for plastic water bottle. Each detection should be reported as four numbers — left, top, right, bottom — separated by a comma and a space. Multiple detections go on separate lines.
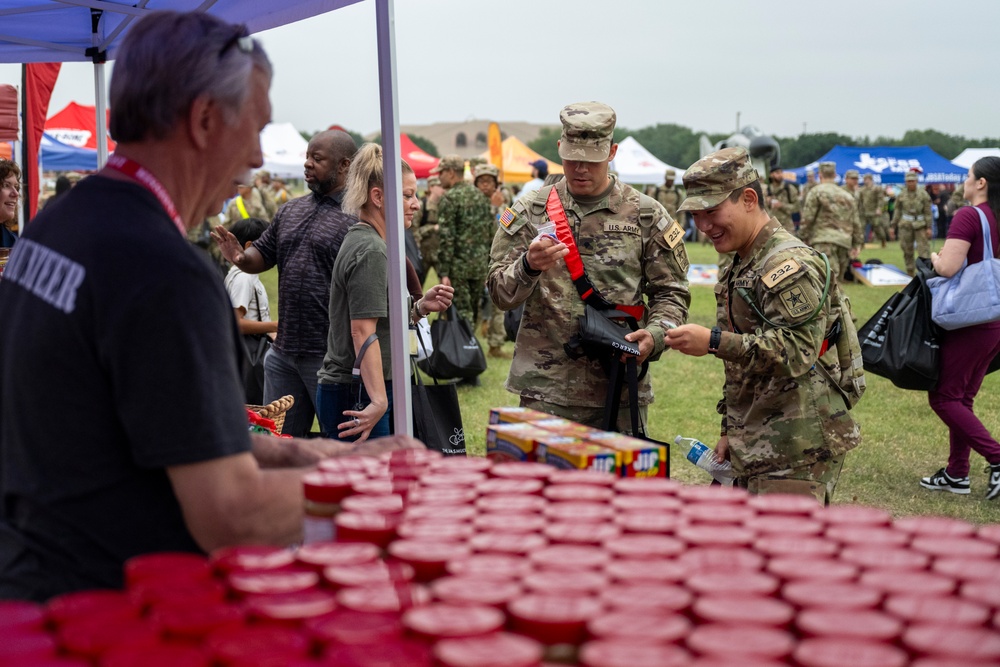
674, 435, 734, 486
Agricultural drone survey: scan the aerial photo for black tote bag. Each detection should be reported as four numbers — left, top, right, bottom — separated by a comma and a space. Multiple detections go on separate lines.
411, 339, 466, 456
857, 269, 940, 391
242, 334, 271, 405
417, 305, 487, 380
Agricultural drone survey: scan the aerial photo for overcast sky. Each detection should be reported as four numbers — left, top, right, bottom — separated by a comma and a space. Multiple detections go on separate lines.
2, 0, 997, 143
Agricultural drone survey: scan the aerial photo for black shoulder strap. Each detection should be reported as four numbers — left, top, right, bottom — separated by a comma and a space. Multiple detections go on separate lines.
352, 333, 379, 380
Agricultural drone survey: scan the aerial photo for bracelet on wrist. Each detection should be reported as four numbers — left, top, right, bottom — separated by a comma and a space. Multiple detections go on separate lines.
708, 326, 722, 354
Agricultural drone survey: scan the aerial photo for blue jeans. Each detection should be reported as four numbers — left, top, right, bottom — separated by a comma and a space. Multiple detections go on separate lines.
316, 380, 393, 441
262, 347, 323, 438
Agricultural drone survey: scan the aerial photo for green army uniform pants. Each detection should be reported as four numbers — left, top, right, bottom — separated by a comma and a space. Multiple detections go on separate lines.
811, 243, 849, 284
898, 222, 930, 276
739, 455, 846, 506
519, 396, 648, 437
863, 214, 888, 244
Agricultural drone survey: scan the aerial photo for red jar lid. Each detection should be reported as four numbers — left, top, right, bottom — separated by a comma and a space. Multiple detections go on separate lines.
587, 610, 691, 643
124, 552, 211, 587
473, 512, 547, 534
385, 465, 423, 480
547, 470, 617, 486
445, 553, 533, 580
227, 570, 319, 597
406, 487, 479, 506
685, 624, 794, 660
334, 512, 400, 548
680, 502, 755, 525
507, 594, 604, 645
387, 540, 472, 582
381, 448, 443, 465
815, 505, 891, 527
747, 515, 823, 536
303, 471, 356, 503
604, 559, 691, 584
824, 525, 909, 547
933, 556, 1000, 582
543, 502, 615, 523
246, 590, 337, 624
903, 624, 1000, 661
4, 658, 89, 667
46, 590, 139, 627
686, 571, 780, 597
688, 659, 786, 667
579, 640, 691, 667
0, 632, 57, 661
910, 659, 999, 667
544, 522, 621, 545
489, 462, 555, 480
470, 531, 549, 556
341, 493, 404, 515
894, 515, 976, 537
747, 493, 820, 515
475, 494, 547, 514
796, 608, 902, 641
101, 644, 211, 667
911, 536, 999, 559
419, 472, 488, 488
603, 534, 686, 560
206, 626, 311, 665
296, 541, 381, 570
0, 600, 45, 631
612, 478, 680, 495
611, 494, 682, 512
405, 504, 477, 523
677, 547, 764, 572
397, 520, 476, 543
59, 616, 159, 659
782, 581, 882, 610
349, 478, 401, 496
613, 512, 681, 535
673, 485, 747, 504
335, 583, 430, 614
306, 609, 402, 646
766, 556, 857, 582
209, 545, 297, 575
318, 455, 384, 474
150, 602, 246, 641
676, 524, 755, 548
884, 594, 990, 626
542, 484, 614, 503
959, 580, 1000, 608
857, 569, 954, 597
324, 639, 433, 667
978, 524, 1000, 545
839, 545, 929, 571
529, 544, 610, 570
403, 603, 504, 641
434, 632, 543, 667
129, 574, 227, 610
323, 561, 414, 589
522, 570, 609, 596
431, 576, 523, 608
692, 595, 794, 627
429, 456, 494, 474
793, 638, 907, 667
754, 535, 838, 557
600, 584, 692, 614
475, 478, 545, 496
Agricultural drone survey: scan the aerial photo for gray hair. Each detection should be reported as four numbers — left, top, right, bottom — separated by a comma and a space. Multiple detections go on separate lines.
109, 11, 272, 143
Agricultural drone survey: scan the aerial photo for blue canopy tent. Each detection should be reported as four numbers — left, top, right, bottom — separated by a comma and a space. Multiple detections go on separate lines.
39, 131, 96, 171
790, 145, 967, 185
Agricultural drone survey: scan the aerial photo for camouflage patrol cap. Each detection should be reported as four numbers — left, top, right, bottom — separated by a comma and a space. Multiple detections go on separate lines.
678, 147, 760, 212
427, 176, 441, 187
665, 168, 676, 180
474, 163, 499, 180
905, 171, 919, 181
819, 162, 837, 178
558, 101, 616, 162
468, 156, 487, 168
437, 154, 465, 173
844, 169, 859, 179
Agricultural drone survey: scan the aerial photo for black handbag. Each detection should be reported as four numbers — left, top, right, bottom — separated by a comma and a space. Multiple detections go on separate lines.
409, 341, 466, 457
417, 305, 487, 380
241, 291, 271, 405
857, 264, 940, 391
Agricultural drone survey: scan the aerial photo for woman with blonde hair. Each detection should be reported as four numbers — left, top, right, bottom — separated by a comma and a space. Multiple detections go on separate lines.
316, 144, 453, 441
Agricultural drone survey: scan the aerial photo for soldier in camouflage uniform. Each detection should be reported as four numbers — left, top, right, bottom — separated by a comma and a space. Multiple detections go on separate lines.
842, 169, 861, 203
488, 101, 690, 433
800, 169, 817, 204
765, 165, 801, 234
474, 163, 511, 359
648, 168, 685, 219
412, 175, 443, 283
892, 171, 933, 275
437, 154, 494, 326
800, 162, 864, 282
859, 173, 888, 247
666, 147, 863, 504
225, 184, 272, 223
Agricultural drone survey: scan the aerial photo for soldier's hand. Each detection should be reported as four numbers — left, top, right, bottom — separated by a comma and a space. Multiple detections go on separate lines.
925, 228, 933, 239
664, 324, 712, 357
714, 435, 730, 464
211, 225, 244, 265
491, 191, 505, 208
420, 284, 454, 314
525, 236, 569, 273
623, 328, 655, 364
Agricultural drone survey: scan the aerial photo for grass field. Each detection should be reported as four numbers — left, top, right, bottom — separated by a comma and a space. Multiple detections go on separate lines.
259, 236, 1000, 524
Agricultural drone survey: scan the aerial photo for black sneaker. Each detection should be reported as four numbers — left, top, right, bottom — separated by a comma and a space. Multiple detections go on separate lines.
919, 468, 971, 495
986, 463, 1000, 501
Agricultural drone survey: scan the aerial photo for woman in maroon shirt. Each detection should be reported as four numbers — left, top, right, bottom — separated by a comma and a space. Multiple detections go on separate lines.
920, 157, 1000, 500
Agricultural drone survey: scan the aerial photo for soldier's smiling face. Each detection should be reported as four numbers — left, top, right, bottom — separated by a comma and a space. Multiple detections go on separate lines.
692, 195, 758, 256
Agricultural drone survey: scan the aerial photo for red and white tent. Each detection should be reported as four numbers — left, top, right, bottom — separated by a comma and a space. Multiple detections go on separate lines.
44, 101, 115, 153
400, 133, 439, 179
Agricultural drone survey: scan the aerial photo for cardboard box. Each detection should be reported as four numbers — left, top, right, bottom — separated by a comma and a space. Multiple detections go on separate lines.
533, 418, 603, 440
488, 406, 551, 426
586, 432, 668, 478
486, 423, 551, 462
535, 436, 620, 475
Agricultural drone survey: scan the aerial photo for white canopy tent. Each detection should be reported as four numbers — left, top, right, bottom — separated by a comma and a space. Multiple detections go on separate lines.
260, 122, 309, 180
952, 148, 1000, 170
610, 136, 683, 186
1, 0, 417, 436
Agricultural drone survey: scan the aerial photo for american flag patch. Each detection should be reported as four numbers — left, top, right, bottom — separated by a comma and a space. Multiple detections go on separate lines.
499, 208, 516, 227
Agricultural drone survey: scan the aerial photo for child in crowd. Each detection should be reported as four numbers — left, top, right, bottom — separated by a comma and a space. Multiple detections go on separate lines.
224, 217, 277, 337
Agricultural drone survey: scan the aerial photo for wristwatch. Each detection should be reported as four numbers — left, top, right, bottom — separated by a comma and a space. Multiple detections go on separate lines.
708, 326, 722, 354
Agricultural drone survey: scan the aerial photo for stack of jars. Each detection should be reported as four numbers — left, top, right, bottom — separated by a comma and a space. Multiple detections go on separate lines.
4, 449, 1000, 666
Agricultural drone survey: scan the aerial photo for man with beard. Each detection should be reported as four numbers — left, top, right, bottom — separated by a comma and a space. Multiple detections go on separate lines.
214, 129, 357, 437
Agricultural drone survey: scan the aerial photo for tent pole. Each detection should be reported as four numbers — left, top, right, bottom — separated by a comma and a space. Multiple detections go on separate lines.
374, 0, 412, 438
93, 63, 107, 167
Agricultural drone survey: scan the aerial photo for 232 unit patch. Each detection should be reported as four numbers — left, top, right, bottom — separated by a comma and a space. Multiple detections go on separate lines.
761, 258, 801, 288
663, 222, 684, 248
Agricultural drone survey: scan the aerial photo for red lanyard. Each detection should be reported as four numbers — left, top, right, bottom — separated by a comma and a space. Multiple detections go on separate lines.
105, 155, 186, 237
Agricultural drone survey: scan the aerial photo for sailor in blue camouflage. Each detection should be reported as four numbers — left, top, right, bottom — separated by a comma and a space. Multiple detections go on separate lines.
666, 147, 863, 504
488, 102, 690, 433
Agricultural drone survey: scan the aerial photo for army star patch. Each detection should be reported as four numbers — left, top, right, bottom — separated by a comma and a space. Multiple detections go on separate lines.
499, 208, 516, 227
779, 285, 814, 318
